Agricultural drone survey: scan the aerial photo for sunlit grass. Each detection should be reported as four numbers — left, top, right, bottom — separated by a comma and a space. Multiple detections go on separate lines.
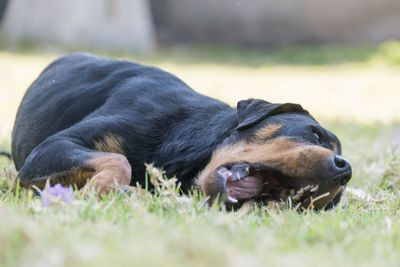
1, 42, 400, 136
0, 155, 399, 267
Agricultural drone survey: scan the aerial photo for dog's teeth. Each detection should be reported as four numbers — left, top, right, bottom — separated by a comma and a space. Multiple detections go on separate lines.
228, 195, 238, 203
218, 168, 234, 181
231, 164, 250, 180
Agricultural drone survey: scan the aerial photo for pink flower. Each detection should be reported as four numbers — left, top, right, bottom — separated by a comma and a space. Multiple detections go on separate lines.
41, 183, 74, 206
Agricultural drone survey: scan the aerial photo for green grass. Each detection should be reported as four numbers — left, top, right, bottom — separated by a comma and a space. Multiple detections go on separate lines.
1, 43, 400, 267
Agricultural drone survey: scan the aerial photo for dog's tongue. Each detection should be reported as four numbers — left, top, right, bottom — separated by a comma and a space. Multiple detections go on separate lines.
217, 166, 263, 200
227, 176, 262, 199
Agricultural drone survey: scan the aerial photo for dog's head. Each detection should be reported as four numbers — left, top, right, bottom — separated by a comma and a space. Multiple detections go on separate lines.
198, 99, 352, 210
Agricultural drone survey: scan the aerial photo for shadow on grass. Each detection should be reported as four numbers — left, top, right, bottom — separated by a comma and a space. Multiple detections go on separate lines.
2, 40, 400, 67
144, 41, 400, 67
146, 44, 377, 67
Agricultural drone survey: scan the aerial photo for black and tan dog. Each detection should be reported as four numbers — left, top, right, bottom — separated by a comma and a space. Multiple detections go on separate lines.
11, 53, 352, 210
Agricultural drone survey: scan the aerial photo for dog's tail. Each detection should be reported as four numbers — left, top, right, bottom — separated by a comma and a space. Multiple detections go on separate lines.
0, 151, 12, 160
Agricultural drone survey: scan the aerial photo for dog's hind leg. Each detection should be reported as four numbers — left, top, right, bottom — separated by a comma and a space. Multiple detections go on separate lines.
17, 119, 133, 194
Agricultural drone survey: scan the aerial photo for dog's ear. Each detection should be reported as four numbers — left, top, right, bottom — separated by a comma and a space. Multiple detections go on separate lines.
235, 99, 309, 131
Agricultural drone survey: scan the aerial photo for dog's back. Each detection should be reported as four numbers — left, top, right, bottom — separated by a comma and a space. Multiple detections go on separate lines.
12, 53, 234, 191
12, 53, 187, 169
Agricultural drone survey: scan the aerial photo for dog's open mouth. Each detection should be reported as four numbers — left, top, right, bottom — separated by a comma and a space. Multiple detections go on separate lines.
215, 163, 345, 210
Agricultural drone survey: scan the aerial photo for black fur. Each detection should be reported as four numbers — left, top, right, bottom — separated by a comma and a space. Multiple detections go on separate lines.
12, 53, 238, 191
12, 53, 350, 208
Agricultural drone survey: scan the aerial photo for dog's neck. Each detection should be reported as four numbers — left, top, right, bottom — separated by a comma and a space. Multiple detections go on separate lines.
155, 107, 238, 191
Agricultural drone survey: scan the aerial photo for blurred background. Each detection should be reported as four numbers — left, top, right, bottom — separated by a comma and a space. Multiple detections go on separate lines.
2, 0, 400, 50
0, 0, 399, 187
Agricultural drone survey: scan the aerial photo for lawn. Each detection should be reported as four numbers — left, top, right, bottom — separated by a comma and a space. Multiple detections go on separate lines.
0, 44, 400, 267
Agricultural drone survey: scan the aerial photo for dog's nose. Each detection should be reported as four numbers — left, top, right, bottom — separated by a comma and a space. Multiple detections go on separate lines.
328, 155, 352, 185
333, 155, 349, 170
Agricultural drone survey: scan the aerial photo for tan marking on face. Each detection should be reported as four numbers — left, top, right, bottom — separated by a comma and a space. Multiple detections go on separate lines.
93, 133, 125, 154
198, 137, 334, 199
253, 124, 282, 140
82, 153, 132, 194
330, 142, 339, 154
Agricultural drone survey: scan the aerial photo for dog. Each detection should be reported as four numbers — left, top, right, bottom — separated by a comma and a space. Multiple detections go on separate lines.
11, 53, 352, 210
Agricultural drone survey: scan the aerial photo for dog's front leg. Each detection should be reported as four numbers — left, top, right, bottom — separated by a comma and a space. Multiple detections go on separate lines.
17, 120, 134, 194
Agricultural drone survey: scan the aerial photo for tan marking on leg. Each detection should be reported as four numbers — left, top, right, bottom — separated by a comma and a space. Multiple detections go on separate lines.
19, 168, 95, 190
253, 124, 281, 141
93, 133, 125, 154
82, 153, 132, 194
19, 150, 132, 194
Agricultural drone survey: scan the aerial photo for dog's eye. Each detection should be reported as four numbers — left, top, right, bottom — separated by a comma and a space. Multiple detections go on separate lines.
312, 129, 322, 143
